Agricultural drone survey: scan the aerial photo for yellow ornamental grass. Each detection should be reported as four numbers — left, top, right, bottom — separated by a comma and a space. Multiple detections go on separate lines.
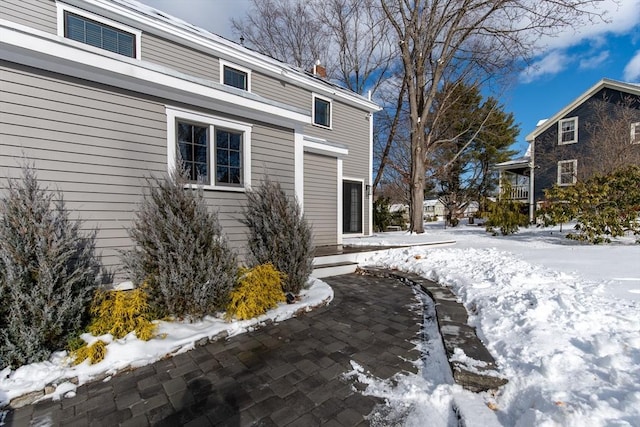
88, 285, 157, 341
226, 263, 286, 320
72, 340, 107, 365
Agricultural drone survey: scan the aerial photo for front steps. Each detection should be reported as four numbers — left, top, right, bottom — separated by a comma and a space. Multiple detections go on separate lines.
312, 240, 455, 278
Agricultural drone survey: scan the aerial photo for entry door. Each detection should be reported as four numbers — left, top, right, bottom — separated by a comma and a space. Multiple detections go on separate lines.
343, 180, 363, 234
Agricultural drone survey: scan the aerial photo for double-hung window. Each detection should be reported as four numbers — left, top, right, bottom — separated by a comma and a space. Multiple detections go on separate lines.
167, 108, 251, 190
313, 94, 332, 128
220, 60, 250, 91
557, 159, 577, 186
558, 117, 578, 145
57, 4, 141, 59
631, 122, 640, 144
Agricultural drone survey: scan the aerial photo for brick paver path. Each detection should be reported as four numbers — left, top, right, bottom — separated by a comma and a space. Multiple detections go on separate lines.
6, 274, 423, 426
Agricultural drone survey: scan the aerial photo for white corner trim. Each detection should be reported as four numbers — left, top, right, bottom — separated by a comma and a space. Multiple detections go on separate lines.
337, 159, 343, 245
294, 130, 304, 208
166, 106, 252, 191
219, 58, 252, 92
368, 111, 374, 236
56, 2, 142, 60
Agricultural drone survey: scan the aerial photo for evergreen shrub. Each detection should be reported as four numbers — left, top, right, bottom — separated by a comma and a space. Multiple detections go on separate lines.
226, 263, 286, 320
122, 166, 238, 320
538, 165, 640, 243
87, 286, 156, 341
241, 178, 313, 294
0, 164, 100, 368
72, 339, 107, 365
485, 181, 529, 236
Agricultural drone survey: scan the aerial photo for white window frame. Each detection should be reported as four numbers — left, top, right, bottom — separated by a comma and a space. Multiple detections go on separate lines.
219, 59, 251, 92
56, 2, 142, 60
166, 106, 252, 192
558, 117, 578, 145
557, 159, 577, 186
312, 94, 333, 129
631, 122, 640, 145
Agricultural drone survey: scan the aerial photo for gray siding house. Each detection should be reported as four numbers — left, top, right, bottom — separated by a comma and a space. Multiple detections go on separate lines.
0, 0, 380, 275
496, 79, 640, 221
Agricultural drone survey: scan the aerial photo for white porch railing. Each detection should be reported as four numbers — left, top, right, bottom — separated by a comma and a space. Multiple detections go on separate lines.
508, 185, 529, 200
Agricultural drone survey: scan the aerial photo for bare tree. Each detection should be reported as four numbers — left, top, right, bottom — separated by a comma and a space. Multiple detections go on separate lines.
231, 0, 329, 70
582, 96, 640, 177
381, 0, 606, 233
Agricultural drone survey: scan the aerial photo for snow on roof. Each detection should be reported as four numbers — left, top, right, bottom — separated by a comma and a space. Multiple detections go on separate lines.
536, 119, 548, 127
389, 204, 407, 213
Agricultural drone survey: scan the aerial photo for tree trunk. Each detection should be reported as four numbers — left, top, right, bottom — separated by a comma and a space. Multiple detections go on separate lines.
409, 130, 425, 233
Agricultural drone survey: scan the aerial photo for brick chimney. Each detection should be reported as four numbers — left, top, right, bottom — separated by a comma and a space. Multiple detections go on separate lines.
313, 60, 326, 78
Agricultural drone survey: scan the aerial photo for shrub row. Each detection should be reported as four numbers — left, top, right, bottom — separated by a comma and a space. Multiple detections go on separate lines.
0, 163, 314, 369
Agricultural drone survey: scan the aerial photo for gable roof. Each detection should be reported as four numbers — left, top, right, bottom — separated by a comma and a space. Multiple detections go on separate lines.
65, 0, 380, 112
525, 78, 640, 142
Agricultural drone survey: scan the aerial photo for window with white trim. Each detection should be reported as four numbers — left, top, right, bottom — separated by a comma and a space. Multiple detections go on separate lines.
631, 122, 640, 144
167, 108, 251, 190
558, 117, 578, 145
313, 95, 332, 128
57, 3, 141, 59
219, 60, 251, 91
557, 159, 577, 186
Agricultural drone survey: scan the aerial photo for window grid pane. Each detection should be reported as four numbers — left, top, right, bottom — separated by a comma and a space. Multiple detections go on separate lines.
314, 98, 330, 127
223, 67, 248, 90
215, 129, 242, 185
177, 122, 209, 184
64, 12, 136, 58
560, 119, 576, 143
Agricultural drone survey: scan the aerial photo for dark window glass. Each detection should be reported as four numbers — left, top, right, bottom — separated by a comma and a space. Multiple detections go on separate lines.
223, 66, 248, 90
314, 97, 331, 127
64, 11, 136, 58
177, 122, 209, 183
215, 129, 242, 185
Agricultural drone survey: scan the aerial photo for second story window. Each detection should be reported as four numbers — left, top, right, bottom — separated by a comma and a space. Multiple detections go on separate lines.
64, 11, 136, 58
313, 95, 332, 128
223, 67, 248, 90
558, 117, 578, 145
220, 60, 251, 91
558, 159, 577, 186
631, 122, 640, 144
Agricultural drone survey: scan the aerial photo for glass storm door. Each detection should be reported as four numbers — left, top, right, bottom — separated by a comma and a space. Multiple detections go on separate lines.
343, 181, 363, 233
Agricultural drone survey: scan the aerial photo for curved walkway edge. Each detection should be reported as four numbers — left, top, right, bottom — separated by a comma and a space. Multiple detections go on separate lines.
359, 267, 508, 393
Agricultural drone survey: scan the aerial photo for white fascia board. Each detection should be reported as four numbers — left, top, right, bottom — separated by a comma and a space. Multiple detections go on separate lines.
0, 21, 310, 127
59, 0, 381, 113
525, 78, 640, 142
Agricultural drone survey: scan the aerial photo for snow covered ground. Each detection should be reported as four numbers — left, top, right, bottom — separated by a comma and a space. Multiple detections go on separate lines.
345, 221, 640, 427
1, 221, 639, 426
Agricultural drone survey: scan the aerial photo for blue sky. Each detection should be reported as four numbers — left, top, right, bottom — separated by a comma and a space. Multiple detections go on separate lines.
137, 0, 640, 156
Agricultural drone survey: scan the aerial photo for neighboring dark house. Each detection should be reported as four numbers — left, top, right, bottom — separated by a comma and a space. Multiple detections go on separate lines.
496, 79, 640, 221
0, 0, 380, 277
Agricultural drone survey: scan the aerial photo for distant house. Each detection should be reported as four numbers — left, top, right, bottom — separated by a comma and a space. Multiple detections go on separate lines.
0, 0, 380, 276
423, 199, 445, 220
496, 79, 640, 221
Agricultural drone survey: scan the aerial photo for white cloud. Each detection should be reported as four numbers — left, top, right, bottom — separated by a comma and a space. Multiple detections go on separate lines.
135, 0, 251, 39
623, 50, 640, 81
540, 0, 640, 52
519, 51, 570, 83
578, 50, 610, 69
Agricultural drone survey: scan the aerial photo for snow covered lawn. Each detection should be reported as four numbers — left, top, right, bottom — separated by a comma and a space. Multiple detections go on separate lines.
347, 222, 640, 426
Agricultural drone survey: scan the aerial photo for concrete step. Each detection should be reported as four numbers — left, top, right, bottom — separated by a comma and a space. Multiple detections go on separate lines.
312, 261, 359, 278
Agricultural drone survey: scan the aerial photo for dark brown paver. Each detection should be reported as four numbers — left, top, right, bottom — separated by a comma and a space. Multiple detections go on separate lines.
4, 273, 423, 426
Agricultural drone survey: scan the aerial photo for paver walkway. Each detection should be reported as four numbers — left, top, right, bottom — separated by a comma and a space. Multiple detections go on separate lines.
5, 274, 423, 426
